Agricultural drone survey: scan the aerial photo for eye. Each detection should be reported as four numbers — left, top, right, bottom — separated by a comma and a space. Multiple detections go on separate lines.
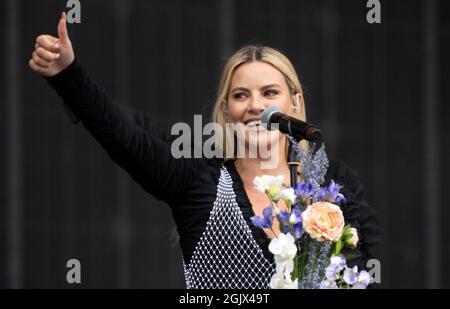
233, 92, 247, 100
265, 89, 279, 97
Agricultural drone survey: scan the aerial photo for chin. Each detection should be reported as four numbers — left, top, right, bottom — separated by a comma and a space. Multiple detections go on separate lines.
238, 131, 282, 159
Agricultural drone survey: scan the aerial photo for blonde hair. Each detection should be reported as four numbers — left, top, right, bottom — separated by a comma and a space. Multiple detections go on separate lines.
211, 45, 309, 160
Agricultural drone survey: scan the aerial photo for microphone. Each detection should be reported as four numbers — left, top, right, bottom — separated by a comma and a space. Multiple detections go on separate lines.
261, 106, 322, 142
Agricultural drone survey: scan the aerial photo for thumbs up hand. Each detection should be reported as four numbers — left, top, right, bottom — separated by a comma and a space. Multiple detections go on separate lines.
29, 12, 75, 77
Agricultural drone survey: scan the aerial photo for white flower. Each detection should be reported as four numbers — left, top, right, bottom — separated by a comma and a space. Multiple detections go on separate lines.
325, 264, 341, 281
270, 272, 298, 289
282, 277, 298, 289
289, 213, 297, 225
268, 233, 297, 262
253, 175, 284, 193
280, 188, 296, 205
274, 207, 281, 215
352, 283, 367, 289
269, 233, 297, 279
330, 255, 346, 268
346, 227, 359, 248
356, 270, 371, 287
325, 255, 346, 281
319, 280, 338, 289
273, 255, 294, 273
343, 266, 358, 285
269, 272, 284, 289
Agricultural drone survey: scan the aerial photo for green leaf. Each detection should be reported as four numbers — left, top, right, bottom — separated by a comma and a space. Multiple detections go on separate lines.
292, 253, 299, 281
298, 238, 310, 279
335, 240, 343, 255
342, 252, 362, 262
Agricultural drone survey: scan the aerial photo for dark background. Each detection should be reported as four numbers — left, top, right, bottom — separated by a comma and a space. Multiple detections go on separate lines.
1, 0, 448, 288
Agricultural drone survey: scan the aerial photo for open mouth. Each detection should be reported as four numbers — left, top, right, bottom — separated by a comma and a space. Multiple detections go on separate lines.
242, 119, 267, 132
244, 120, 262, 128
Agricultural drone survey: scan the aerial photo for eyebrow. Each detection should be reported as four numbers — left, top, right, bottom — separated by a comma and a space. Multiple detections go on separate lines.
230, 84, 282, 93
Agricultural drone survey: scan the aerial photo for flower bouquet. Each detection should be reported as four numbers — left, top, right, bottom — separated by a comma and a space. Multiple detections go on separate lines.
251, 175, 371, 289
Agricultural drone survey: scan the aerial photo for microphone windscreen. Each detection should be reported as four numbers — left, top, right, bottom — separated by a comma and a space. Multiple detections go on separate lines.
261, 106, 282, 129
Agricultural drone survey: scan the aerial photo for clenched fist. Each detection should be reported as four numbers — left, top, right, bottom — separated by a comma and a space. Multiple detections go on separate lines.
29, 12, 75, 77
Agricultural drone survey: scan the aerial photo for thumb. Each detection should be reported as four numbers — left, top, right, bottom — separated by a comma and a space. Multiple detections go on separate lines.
57, 12, 70, 43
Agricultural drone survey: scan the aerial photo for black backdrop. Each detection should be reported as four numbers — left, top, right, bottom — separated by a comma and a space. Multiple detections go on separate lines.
1, 0, 448, 288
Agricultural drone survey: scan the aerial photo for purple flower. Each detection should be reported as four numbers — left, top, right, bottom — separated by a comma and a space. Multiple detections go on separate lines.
330, 255, 346, 268
278, 210, 290, 232
323, 255, 370, 289
355, 270, 371, 288
251, 206, 274, 229
278, 209, 290, 222
295, 183, 313, 199
325, 255, 346, 281
343, 266, 358, 285
291, 208, 302, 223
325, 263, 341, 281
318, 180, 347, 205
292, 224, 304, 240
320, 280, 338, 289
352, 283, 367, 289
291, 208, 304, 239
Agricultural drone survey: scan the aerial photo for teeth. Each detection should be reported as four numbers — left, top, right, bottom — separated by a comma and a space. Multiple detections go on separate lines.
246, 120, 261, 127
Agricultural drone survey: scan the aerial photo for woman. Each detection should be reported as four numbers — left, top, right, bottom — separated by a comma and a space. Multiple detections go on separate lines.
29, 13, 379, 289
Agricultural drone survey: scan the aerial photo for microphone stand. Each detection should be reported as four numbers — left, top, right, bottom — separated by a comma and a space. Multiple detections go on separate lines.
287, 137, 301, 189
287, 138, 325, 189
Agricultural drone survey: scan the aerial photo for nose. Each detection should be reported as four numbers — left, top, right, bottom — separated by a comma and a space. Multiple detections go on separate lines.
247, 97, 266, 115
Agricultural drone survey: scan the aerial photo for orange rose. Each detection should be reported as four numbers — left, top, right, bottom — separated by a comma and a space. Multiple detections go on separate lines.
302, 202, 345, 242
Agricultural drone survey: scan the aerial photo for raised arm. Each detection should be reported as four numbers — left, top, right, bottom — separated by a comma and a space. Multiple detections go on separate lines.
28, 13, 200, 204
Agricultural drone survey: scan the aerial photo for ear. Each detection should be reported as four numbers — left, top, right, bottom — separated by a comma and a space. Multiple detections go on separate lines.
291, 92, 301, 113
220, 99, 229, 118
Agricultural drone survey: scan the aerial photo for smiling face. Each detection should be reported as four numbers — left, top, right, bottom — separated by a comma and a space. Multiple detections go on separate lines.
224, 61, 299, 157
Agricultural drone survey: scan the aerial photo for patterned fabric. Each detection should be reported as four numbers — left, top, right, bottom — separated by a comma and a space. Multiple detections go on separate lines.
184, 166, 276, 289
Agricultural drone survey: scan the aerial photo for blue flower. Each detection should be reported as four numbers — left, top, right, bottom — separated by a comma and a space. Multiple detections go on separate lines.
325, 264, 341, 281
251, 206, 274, 228
278, 209, 290, 232
354, 270, 371, 288
320, 280, 338, 289
290, 208, 304, 239
343, 266, 358, 285
292, 223, 304, 240
318, 180, 347, 205
278, 209, 290, 221
295, 183, 313, 199
325, 256, 346, 281
330, 255, 346, 268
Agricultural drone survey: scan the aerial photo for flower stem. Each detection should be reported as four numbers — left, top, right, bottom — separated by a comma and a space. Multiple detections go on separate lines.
298, 237, 310, 279
266, 193, 276, 209
292, 252, 300, 280
270, 227, 278, 238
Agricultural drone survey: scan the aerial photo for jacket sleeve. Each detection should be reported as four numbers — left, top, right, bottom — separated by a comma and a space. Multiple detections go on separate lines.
46, 59, 200, 204
326, 159, 381, 286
